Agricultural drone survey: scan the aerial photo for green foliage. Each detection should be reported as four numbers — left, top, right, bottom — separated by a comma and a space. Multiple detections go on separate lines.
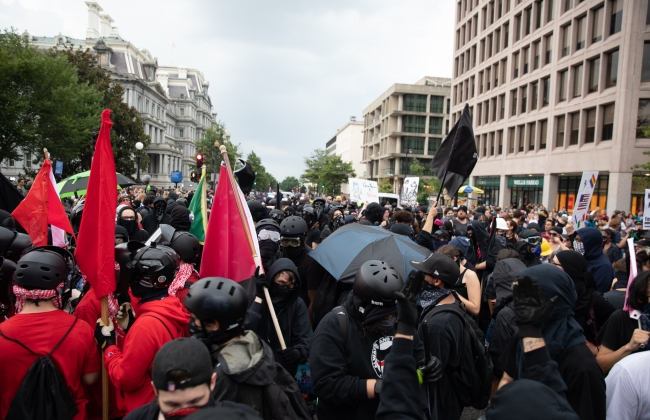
280, 176, 301, 191
378, 177, 393, 193
246, 151, 277, 192
57, 46, 150, 177
407, 158, 440, 204
303, 149, 356, 195
0, 30, 102, 176
195, 123, 240, 182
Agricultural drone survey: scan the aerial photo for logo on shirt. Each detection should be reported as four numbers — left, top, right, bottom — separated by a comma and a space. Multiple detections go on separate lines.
370, 336, 394, 378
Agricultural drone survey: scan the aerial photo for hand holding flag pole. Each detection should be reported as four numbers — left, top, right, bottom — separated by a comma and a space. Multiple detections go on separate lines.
217, 144, 287, 350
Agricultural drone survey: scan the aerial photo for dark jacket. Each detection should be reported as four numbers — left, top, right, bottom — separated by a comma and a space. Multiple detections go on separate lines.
310, 293, 424, 420
124, 398, 258, 420
577, 228, 615, 293
375, 338, 422, 420
142, 197, 172, 235
247, 259, 313, 376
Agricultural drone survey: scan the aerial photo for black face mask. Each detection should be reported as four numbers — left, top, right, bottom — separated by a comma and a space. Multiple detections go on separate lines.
155, 204, 166, 220
118, 219, 136, 234
130, 278, 153, 298
190, 317, 234, 346
415, 215, 423, 222
259, 239, 279, 260
270, 283, 294, 311
282, 245, 304, 261
369, 317, 396, 334
332, 216, 345, 231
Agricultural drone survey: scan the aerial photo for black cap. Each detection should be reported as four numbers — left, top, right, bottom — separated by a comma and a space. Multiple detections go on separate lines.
366, 202, 384, 213
458, 205, 468, 212
410, 253, 460, 287
152, 338, 213, 392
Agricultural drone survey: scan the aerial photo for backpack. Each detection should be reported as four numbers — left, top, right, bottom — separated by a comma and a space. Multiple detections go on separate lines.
420, 301, 493, 410
311, 273, 352, 327
261, 363, 312, 420
0, 319, 79, 420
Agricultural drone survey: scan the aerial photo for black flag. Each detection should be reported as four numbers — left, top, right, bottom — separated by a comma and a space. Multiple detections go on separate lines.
431, 103, 477, 197
0, 171, 24, 213
234, 159, 256, 196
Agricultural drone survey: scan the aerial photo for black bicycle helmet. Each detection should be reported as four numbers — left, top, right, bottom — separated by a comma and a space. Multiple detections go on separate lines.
269, 209, 283, 222
0, 227, 33, 263
168, 231, 200, 262
256, 218, 280, 234
128, 244, 179, 289
247, 200, 267, 223
353, 260, 403, 306
14, 246, 73, 290
279, 216, 307, 236
432, 229, 450, 241
184, 277, 248, 333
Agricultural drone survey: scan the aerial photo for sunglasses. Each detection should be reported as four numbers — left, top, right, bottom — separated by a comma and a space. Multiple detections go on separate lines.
280, 237, 301, 247
549, 232, 560, 237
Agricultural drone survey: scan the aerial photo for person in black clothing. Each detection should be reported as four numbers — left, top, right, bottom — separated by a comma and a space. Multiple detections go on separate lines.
359, 202, 384, 226
320, 207, 346, 242
142, 197, 171, 235
302, 206, 321, 248
169, 205, 192, 231
604, 258, 628, 310
247, 258, 312, 377
553, 251, 615, 352
255, 219, 281, 275
514, 229, 542, 267
116, 206, 150, 242
310, 260, 427, 420
411, 253, 466, 420
499, 265, 606, 420
596, 270, 650, 374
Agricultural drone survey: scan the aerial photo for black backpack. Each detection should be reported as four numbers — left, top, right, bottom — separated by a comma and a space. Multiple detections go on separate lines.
420, 301, 493, 410
0, 319, 79, 420
311, 273, 352, 327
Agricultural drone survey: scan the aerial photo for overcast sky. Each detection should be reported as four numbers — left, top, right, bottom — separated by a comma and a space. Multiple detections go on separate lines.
1, 0, 454, 181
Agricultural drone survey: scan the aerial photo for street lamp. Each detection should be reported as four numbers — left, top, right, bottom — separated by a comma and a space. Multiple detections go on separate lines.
135, 141, 144, 183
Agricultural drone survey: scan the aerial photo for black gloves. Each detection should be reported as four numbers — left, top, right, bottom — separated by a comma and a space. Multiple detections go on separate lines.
276, 348, 300, 365
513, 276, 558, 338
95, 318, 116, 350
374, 378, 383, 396
418, 357, 443, 384
395, 291, 418, 336
254, 266, 268, 299
404, 270, 424, 302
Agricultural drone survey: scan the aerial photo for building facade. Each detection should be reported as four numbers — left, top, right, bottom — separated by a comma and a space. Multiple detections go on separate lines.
0, 2, 216, 188
451, 0, 650, 213
361, 77, 452, 193
325, 117, 365, 194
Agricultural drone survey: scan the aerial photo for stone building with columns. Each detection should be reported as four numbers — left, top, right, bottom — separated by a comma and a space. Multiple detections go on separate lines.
1, 1, 217, 188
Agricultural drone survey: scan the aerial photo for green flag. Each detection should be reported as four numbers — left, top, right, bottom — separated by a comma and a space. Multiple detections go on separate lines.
189, 167, 207, 244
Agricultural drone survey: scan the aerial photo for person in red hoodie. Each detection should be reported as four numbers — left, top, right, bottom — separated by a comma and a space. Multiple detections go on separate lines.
95, 243, 190, 415
0, 246, 100, 420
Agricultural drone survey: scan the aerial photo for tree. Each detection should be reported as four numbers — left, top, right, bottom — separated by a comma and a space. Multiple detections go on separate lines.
631, 150, 650, 190
302, 149, 328, 190
378, 178, 394, 193
0, 31, 102, 175
194, 123, 241, 182
408, 158, 431, 204
303, 149, 356, 195
246, 151, 276, 193
280, 176, 300, 191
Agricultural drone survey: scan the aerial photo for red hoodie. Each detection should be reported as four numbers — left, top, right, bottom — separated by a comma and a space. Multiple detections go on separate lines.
104, 295, 189, 414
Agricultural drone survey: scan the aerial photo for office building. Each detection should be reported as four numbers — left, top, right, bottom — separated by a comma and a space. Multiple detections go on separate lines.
325, 117, 365, 195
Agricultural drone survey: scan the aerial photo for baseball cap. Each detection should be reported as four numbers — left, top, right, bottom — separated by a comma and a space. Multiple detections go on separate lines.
152, 338, 213, 392
458, 205, 468, 212
410, 253, 460, 287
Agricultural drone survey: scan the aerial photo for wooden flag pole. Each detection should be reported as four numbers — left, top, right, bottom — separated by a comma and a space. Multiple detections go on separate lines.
217, 145, 287, 350
101, 295, 109, 420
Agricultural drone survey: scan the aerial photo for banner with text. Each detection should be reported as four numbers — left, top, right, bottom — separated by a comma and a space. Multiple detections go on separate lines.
571, 171, 598, 229
644, 189, 650, 230
348, 178, 379, 204
400, 177, 420, 205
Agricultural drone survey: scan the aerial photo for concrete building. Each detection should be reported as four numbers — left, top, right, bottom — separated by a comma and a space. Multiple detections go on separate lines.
325, 117, 365, 194
451, 0, 650, 213
361, 77, 452, 193
0, 2, 216, 188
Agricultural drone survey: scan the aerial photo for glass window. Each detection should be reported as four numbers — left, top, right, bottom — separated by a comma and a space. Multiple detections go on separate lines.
179, 108, 185, 116
531, 81, 539, 110
533, 41, 541, 70
545, 33, 553, 65
402, 136, 425, 154
430, 96, 445, 113
428, 138, 442, 154
500, 93, 506, 119
447, 98, 451, 113
523, 47, 530, 74
542, 77, 550, 106
446, 119, 450, 134
540, 119, 548, 149
564, 0, 573, 12
515, 14, 522, 41
505, 22, 510, 47
559, 70, 568, 102
518, 125, 525, 152
570, 112, 580, 145
525, 7, 532, 35
602, 103, 614, 141
404, 94, 427, 112
548, 0, 555, 22
589, 57, 600, 93
528, 122, 536, 151
642, 42, 650, 82
606, 49, 619, 88
403, 115, 426, 133
610, 0, 623, 35
556, 115, 566, 147
509, 126, 516, 153
514, 52, 520, 77
179, 129, 184, 138
637, 99, 650, 138
498, 130, 504, 154
490, 133, 495, 156
573, 64, 583, 98
24, 152, 31, 168
429, 117, 443, 134
592, 6, 603, 43
521, 86, 528, 113
561, 24, 571, 57
511, 89, 518, 116
585, 108, 596, 143
576, 16, 586, 50
535, 1, 543, 29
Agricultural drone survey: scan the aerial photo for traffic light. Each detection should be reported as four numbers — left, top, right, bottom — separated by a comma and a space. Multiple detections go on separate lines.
196, 153, 204, 169
190, 171, 198, 182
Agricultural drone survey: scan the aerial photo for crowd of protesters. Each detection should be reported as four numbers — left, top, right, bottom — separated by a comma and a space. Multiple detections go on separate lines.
2, 179, 650, 420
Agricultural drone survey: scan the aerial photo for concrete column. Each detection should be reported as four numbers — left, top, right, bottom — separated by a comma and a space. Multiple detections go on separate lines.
398, 94, 404, 111
499, 174, 510, 208
542, 174, 559, 210
159, 154, 164, 175
607, 172, 633, 214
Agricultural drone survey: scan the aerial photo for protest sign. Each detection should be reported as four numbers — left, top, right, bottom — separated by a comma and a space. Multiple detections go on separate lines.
571, 171, 598, 229
400, 177, 420, 205
348, 178, 379, 203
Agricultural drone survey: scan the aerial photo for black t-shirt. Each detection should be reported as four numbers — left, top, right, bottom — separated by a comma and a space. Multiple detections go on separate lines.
603, 290, 626, 311
452, 219, 469, 237
596, 309, 638, 352
305, 226, 321, 247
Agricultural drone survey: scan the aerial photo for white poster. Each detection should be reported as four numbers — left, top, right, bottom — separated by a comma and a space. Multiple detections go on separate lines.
400, 177, 420, 205
348, 178, 379, 203
571, 171, 598, 229
644, 189, 650, 230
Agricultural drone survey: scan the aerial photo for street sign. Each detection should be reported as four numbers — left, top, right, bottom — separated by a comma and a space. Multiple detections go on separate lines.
171, 171, 183, 183
54, 160, 63, 176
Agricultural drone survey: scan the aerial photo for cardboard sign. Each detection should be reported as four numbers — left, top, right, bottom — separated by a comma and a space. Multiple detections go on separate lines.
348, 178, 379, 203
570, 172, 598, 229
400, 177, 420, 205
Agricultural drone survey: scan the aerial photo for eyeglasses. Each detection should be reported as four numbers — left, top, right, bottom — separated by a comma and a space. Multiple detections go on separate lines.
120, 216, 136, 221
258, 230, 280, 242
280, 237, 301, 247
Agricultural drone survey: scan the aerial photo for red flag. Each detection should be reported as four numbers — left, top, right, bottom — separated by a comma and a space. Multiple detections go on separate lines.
12, 158, 74, 246
75, 110, 117, 298
200, 166, 261, 282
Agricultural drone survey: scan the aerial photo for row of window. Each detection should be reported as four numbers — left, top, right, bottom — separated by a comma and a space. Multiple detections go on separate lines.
403, 94, 449, 114
557, 49, 618, 102
402, 115, 449, 135
401, 136, 443, 156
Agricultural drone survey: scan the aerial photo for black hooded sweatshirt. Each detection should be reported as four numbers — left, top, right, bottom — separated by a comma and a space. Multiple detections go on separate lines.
142, 197, 171, 235
116, 206, 150, 242
310, 293, 425, 420
247, 258, 313, 376
279, 243, 324, 306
